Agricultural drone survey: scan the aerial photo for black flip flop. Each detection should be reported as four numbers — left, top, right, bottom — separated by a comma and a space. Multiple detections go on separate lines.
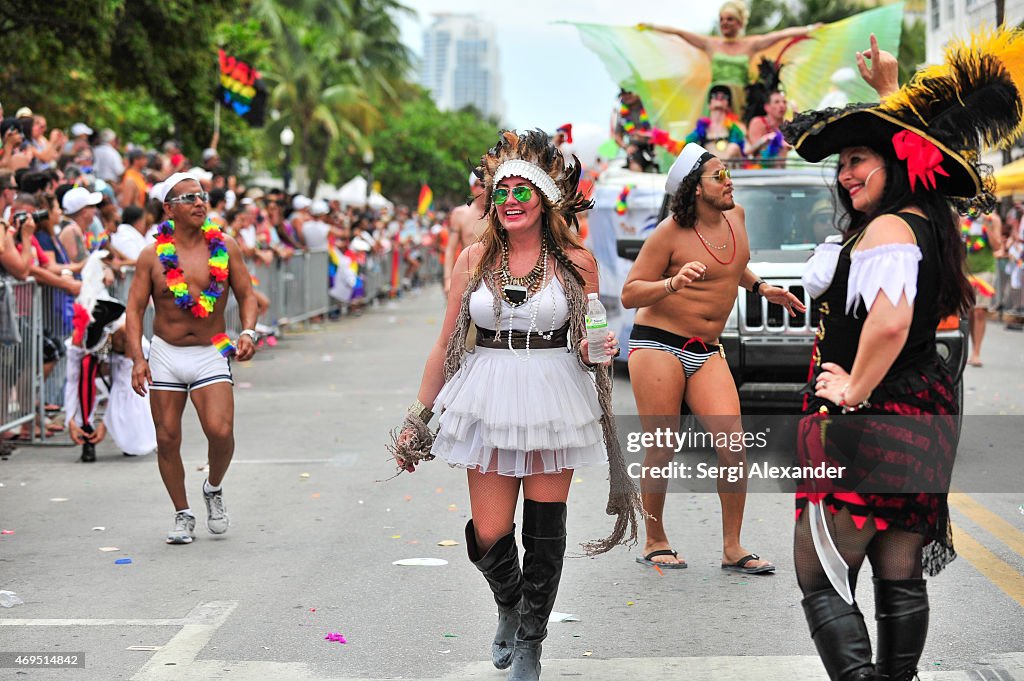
636, 549, 688, 569
721, 553, 775, 574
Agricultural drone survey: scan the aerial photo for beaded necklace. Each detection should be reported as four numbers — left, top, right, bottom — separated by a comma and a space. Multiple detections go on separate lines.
620, 103, 651, 135
155, 218, 230, 318
693, 215, 737, 265
494, 244, 558, 361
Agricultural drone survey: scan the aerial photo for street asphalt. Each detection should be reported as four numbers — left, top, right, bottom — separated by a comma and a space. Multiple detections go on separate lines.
1, 286, 1022, 680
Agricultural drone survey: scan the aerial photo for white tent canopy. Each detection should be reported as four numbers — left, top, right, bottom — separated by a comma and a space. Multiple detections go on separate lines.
335, 176, 393, 210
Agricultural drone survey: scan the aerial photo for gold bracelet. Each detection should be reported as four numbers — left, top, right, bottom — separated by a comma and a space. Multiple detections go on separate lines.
408, 399, 434, 424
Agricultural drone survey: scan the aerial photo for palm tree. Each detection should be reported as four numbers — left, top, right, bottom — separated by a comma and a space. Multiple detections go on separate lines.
253, 0, 412, 196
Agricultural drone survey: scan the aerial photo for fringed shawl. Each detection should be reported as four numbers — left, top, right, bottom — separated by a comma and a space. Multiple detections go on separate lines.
442, 260, 645, 556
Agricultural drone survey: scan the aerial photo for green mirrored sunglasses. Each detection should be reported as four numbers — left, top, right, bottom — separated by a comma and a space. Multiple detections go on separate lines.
493, 185, 533, 205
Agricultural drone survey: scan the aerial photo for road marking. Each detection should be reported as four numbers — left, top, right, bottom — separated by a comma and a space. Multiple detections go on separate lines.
130, 601, 237, 681
949, 493, 1024, 558
951, 522, 1024, 608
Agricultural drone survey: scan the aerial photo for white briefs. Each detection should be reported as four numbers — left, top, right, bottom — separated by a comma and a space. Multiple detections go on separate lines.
149, 336, 233, 393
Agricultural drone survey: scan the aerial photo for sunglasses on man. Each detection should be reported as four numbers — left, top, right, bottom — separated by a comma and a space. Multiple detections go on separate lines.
166, 191, 210, 205
700, 168, 732, 183
493, 186, 533, 205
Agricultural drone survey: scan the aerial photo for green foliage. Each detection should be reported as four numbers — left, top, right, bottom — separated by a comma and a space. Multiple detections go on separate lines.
327, 91, 498, 208
898, 17, 926, 85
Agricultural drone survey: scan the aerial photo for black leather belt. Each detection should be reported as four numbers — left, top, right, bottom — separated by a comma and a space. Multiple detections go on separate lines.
475, 324, 569, 350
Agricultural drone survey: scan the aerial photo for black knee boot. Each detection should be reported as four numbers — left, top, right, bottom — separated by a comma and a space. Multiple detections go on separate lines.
465, 520, 522, 670
801, 589, 876, 681
874, 578, 929, 681
509, 500, 567, 681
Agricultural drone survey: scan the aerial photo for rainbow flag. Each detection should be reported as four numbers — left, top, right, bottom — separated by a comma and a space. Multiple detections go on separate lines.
969, 274, 996, 298
417, 184, 433, 216
211, 333, 236, 357
218, 49, 268, 127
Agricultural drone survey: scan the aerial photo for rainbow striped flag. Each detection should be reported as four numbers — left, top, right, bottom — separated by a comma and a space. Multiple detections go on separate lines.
969, 274, 996, 298
417, 184, 433, 216
218, 49, 268, 127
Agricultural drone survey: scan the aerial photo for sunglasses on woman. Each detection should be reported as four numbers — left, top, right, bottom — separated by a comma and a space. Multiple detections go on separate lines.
700, 168, 732, 183
493, 186, 533, 205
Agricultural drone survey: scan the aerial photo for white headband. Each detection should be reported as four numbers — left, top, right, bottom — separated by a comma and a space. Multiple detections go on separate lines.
492, 159, 562, 203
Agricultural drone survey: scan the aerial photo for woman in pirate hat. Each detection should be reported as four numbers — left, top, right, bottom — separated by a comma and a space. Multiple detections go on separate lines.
782, 30, 1024, 681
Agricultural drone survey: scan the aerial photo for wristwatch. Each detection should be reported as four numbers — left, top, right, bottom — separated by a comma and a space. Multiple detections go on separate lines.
752, 280, 766, 297
240, 329, 259, 343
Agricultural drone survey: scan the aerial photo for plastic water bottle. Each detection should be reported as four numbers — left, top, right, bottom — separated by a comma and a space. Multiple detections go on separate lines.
585, 293, 609, 364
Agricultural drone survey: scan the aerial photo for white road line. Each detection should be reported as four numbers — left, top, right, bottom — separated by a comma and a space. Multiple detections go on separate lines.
130, 601, 237, 681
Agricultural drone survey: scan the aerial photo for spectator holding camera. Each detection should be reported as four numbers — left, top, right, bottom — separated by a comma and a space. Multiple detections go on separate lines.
1, 118, 33, 172
59, 185, 101, 264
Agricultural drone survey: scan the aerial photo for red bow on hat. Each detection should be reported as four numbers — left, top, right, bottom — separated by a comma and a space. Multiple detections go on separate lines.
557, 123, 573, 144
892, 129, 949, 191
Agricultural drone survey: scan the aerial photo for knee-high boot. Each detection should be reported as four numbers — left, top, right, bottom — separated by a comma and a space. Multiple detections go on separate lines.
465, 520, 522, 670
801, 589, 877, 681
874, 578, 929, 681
509, 500, 567, 681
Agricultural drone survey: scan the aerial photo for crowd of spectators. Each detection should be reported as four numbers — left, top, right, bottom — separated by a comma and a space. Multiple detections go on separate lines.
1, 100, 447, 444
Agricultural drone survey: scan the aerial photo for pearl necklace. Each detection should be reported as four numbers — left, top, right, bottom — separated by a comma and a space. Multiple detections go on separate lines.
494, 251, 558, 362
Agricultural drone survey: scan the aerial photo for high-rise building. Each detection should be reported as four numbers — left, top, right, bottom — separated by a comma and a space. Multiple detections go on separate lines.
926, 0, 1024, 64
420, 13, 504, 121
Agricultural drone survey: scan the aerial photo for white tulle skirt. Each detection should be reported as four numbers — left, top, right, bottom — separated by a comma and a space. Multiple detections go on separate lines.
432, 346, 608, 477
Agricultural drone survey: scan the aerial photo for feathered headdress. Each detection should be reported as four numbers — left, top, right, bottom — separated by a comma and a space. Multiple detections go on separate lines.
783, 27, 1024, 212
474, 129, 593, 231
743, 58, 784, 125
71, 250, 125, 353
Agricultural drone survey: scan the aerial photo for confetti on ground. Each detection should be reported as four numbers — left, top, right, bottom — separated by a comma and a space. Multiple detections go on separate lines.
237, 382, 253, 389
404, 495, 413, 502
443, 633, 459, 638
654, 565, 665, 576
311, 493, 320, 499
50, 498, 69, 502
197, 464, 209, 472
300, 473, 311, 479
574, 478, 583, 484
99, 547, 120, 552
325, 632, 347, 644
391, 535, 402, 539
447, 504, 458, 511
583, 650, 593, 657
0, 530, 13, 535
320, 355, 334, 362
114, 558, 133, 565
435, 488, 443, 494
437, 540, 459, 547
92, 527, 105, 531
549, 612, 579, 622
126, 646, 160, 652
358, 500, 364, 504
626, 601, 634, 606
392, 558, 448, 567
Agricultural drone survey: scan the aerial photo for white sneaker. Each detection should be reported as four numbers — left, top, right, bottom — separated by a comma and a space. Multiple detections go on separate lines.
166, 512, 196, 544
203, 486, 230, 534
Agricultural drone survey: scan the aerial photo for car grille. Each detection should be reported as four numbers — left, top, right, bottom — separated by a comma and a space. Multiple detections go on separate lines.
740, 282, 819, 335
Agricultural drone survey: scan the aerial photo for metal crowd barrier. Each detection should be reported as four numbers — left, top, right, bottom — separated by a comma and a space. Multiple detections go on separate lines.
0, 278, 41, 436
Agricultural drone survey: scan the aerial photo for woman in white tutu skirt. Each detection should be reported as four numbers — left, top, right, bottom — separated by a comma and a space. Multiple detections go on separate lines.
391, 130, 643, 681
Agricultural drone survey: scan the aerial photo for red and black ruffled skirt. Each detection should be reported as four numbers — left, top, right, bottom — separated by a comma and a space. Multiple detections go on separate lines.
796, 357, 958, 576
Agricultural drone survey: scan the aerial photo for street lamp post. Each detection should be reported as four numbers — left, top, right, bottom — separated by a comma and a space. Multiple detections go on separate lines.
280, 126, 295, 194
362, 149, 374, 208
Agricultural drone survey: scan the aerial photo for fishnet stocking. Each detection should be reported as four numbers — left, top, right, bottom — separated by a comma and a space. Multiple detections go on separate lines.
795, 508, 925, 596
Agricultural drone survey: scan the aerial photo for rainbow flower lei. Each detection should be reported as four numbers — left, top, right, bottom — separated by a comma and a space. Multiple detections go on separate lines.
155, 218, 230, 318
620, 103, 651, 134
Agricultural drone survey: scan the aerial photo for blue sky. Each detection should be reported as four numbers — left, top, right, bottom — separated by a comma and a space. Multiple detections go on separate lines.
397, 1, 722, 163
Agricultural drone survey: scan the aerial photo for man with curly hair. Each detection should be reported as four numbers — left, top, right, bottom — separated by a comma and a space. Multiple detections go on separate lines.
621, 143, 804, 572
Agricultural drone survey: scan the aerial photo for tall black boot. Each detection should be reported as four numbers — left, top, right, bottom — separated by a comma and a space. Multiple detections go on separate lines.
874, 578, 929, 681
509, 500, 567, 681
801, 589, 877, 681
465, 520, 522, 670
